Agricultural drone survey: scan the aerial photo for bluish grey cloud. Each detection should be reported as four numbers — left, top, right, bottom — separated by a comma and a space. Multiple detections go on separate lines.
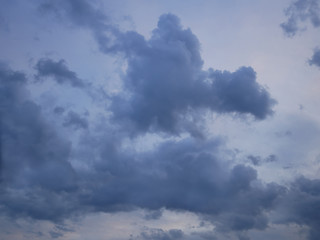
276, 177, 320, 240
37, 1, 276, 135
309, 48, 320, 68
111, 14, 276, 135
247, 154, 277, 166
0, 63, 279, 232
208, 67, 275, 119
35, 58, 85, 88
1, 1, 319, 239
281, 0, 320, 70
0, 63, 77, 221
138, 229, 184, 240
281, 0, 320, 37
53, 106, 65, 115
63, 111, 88, 130
39, 0, 119, 54
0, 57, 319, 240
78, 137, 284, 234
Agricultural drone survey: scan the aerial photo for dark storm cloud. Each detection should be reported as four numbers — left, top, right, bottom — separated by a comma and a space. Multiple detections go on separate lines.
309, 48, 320, 68
111, 14, 276, 135
35, 58, 85, 88
281, 0, 320, 37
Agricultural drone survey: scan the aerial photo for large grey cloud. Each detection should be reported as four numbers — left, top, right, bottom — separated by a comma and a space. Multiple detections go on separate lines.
0, 63, 77, 221
1, 1, 319, 239
0, 75, 283, 233
275, 177, 320, 240
39, 1, 276, 135
77, 136, 284, 235
111, 14, 276, 135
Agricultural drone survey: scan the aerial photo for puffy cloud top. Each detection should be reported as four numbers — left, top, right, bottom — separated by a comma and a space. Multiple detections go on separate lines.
111, 14, 276, 135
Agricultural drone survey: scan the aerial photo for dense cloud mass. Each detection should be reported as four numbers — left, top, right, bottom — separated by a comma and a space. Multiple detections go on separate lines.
1, 0, 320, 239
40, 1, 276, 135
0, 63, 77, 220
78, 138, 284, 233
111, 14, 275, 135
276, 177, 320, 240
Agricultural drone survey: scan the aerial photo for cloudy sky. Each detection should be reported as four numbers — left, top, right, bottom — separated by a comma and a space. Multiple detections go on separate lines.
0, 0, 320, 239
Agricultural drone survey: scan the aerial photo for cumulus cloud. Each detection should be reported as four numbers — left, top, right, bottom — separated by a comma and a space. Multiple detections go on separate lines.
281, 0, 320, 37
38, 1, 276, 135
111, 14, 276, 135
35, 58, 85, 88
2, 1, 319, 239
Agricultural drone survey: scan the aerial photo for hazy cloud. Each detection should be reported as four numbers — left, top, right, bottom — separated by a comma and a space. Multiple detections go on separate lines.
63, 111, 89, 130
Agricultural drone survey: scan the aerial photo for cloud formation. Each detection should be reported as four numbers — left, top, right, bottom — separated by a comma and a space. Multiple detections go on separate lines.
276, 177, 320, 240
63, 111, 88, 130
35, 58, 85, 88
39, 0, 119, 53
281, 0, 320, 71
38, 1, 276, 135
1, 0, 319, 239
309, 48, 320, 68
111, 14, 276, 135
281, 0, 320, 37
0, 63, 77, 221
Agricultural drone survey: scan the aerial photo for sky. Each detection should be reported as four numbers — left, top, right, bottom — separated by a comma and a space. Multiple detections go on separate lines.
0, 0, 320, 239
